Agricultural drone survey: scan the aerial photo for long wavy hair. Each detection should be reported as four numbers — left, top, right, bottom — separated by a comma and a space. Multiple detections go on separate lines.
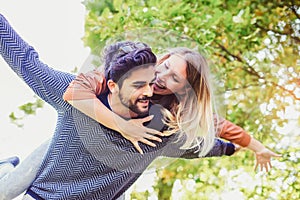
157, 47, 216, 157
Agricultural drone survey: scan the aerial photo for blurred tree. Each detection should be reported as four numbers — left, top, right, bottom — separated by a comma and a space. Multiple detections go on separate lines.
81, 0, 299, 199
9, 96, 44, 128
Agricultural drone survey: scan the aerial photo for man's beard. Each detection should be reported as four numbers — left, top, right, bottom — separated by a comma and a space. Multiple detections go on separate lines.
119, 93, 149, 117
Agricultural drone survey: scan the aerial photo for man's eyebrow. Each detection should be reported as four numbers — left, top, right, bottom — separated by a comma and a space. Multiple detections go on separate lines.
132, 81, 146, 85
132, 78, 155, 85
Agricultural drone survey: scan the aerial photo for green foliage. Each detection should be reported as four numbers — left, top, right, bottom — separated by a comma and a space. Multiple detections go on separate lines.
80, 0, 300, 199
9, 96, 44, 128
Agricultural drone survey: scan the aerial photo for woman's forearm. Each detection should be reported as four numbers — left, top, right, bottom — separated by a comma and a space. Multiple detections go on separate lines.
245, 137, 265, 153
63, 70, 124, 132
68, 98, 124, 133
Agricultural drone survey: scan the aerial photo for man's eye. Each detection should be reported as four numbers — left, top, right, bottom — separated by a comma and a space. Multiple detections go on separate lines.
134, 85, 143, 89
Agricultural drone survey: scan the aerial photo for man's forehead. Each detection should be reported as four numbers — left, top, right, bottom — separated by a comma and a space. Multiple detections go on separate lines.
126, 66, 155, 82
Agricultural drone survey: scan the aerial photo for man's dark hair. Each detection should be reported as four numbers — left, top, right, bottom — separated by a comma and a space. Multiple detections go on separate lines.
103, 41, 157, 87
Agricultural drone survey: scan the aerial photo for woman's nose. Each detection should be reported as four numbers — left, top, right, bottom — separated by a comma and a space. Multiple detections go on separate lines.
156, 69, 167, 81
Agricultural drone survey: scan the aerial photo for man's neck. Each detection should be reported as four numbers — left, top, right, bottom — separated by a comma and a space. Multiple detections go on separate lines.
107, 93, 138, 119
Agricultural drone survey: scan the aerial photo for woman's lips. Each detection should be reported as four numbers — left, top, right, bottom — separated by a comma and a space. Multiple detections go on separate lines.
154, 81, 166, 89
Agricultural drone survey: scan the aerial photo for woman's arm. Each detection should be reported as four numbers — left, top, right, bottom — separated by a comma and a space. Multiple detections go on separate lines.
246, 137, 281, 172
216, 116, 281, 171
216, 117, 251, 147
63, 70, 163, 154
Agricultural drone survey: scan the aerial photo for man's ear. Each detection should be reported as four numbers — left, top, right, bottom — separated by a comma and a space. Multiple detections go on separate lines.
107, 80, 119, 93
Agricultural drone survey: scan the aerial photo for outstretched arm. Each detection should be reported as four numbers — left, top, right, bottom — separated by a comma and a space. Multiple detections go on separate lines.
216, 116, 251, 147
216, 117, 281, 171
0, 14, 74, 110
246, 138, 281, 172
63, 70, 163, 154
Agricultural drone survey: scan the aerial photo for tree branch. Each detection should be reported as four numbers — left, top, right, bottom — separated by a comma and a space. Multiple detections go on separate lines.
214, 41, 262, 78
225, 83, 262, 91
268, 81, 300, 101
214, 42, 300, 101
215, 41, 243, 62
291, 0, 300, 19
255, 23, 300, 43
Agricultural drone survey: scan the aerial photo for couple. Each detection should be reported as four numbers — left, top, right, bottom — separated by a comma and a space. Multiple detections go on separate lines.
0, 13, 279, 199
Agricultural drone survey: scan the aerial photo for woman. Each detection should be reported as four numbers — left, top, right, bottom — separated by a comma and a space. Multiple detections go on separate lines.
63, 45, 281, 170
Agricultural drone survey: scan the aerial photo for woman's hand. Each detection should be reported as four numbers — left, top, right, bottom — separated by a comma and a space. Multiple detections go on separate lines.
116, 115, 164, 154
254, 148, 281, 172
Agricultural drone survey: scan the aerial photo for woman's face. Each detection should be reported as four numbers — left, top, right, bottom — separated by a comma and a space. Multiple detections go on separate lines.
154, 54, 188, 95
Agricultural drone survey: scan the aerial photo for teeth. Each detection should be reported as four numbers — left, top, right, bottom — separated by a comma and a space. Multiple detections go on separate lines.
156, 82, 165, 89
138, 100, 148, 103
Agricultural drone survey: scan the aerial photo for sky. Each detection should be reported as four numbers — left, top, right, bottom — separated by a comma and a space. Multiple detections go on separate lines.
0, 0, 90, 184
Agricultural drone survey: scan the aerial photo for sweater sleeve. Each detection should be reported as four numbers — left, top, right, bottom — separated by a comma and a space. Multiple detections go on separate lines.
179, 139, 235, 159
216, 117, 251, 147
161, 136, 235, 159
63, 69, 107, 101
0, 14, 75, 110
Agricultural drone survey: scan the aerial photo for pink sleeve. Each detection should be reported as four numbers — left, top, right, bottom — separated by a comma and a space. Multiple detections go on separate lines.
63, 70, 107, 101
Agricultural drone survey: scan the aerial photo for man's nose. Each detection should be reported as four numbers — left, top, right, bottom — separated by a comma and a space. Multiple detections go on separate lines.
156, 73, 165, 84
143, 84, 153, 97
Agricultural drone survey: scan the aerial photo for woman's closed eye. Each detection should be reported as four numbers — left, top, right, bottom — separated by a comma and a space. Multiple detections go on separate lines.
164, 63, 169, 70
172, 75, 179, 82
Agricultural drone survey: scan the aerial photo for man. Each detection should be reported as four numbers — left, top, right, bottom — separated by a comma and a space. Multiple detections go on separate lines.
0, 14, 234, 199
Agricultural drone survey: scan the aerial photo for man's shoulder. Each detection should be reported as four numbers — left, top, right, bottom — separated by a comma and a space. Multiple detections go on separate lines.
144, 103, 166, 132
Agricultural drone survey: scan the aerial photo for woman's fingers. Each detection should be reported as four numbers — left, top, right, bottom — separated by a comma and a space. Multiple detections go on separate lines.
132, 141, 143, 154
268, 161, 272, 169
139, 116, 164, 136
143, 130, 163, 142
145, 127, 164, 136
131, 138, 157, 154
130, 116, 164, 137
140, 138, 157, 147
140, 115, 154, 123
271, 152, 282, 157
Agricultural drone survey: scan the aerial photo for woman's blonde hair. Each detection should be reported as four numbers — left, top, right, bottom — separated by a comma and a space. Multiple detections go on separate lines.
158, 47, 216, 157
